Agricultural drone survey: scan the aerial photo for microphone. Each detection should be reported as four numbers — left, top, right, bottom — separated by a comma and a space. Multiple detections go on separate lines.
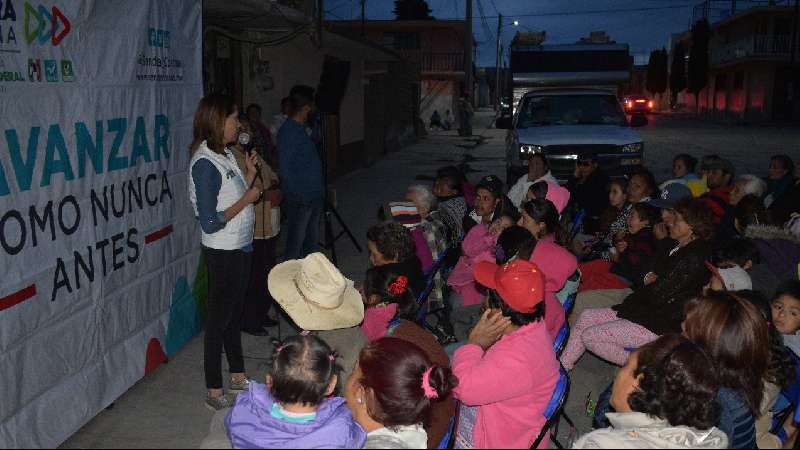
238, 131, 252, 147
240, 131, 264, 190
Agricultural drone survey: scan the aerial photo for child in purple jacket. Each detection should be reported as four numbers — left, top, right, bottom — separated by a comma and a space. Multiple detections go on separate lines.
225, 335, 366, 449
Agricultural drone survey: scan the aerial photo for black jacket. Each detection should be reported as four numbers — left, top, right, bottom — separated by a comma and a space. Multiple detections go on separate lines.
567, 170, 611, 235
613, 239, 712, 335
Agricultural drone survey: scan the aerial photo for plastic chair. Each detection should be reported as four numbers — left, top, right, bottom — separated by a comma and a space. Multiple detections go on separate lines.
570, 209, 586, 241
562, 293, 577, 317
438, 415, 456, 449
531, 366, 574, 449
553, 322, 569, 358
416, 245, 454, 324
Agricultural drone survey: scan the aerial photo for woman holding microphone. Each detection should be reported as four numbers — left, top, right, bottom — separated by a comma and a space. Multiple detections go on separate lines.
189, 94, 261, 410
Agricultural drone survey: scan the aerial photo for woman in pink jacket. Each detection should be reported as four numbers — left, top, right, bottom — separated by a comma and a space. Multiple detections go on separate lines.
452, 259, 560, 449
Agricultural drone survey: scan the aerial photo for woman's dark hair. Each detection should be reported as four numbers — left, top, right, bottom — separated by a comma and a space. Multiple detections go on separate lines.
713, 238, 761, 267
496, 226, 535, 264
190, 93, 237, 154
628, 334, 720, 430
364, 266, 419, 321
776, 280, 800, 300
270, 335, 338, 406
734, 194, 772, 229
674, 154, 699, 173
521, 199, 568, 246
736, 290, 796, 390
367, 222, 416, 262
527, 181, 549, 200
672, 198, 715, 241
629, 166, 661, 199
683, 292, 770, 415
288, 86, 315, 117
435, 166, 465, 196
358, 338, 458, 428
631, 203, 660, 228
772, 154, 795, 174
487, 289, 545, 327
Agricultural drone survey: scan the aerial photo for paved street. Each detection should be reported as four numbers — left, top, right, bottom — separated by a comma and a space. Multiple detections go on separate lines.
62, 109, 799, 449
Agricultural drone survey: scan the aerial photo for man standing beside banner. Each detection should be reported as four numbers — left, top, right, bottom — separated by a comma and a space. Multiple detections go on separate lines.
278, 86, 324, 260
189, 94, 261, 410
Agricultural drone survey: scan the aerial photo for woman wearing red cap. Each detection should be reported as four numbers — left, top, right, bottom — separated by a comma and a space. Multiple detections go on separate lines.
451, 259, 560, 449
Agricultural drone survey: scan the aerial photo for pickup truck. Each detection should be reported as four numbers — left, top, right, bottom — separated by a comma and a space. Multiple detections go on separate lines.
497, 88, 647, 184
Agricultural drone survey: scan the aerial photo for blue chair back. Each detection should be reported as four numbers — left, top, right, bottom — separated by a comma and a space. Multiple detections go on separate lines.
531, 366, 570, 449
570, 209, 586, 241
553, 323, 569, 358
438, 415, 456, 449
562, 293, 577, 317
416, 245, 453, 323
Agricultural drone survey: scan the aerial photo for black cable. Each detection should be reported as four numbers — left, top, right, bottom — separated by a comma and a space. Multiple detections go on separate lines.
434, 4, 696, 21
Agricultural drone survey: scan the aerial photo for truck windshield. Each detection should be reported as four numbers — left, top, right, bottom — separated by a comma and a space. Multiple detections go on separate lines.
517, 95, 626, 128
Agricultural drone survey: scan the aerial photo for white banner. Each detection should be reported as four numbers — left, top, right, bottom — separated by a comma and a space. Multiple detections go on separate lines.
0, 1, 203, 447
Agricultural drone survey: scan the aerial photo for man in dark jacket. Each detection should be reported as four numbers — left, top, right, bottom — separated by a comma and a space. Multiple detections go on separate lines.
567, 154, 610, 235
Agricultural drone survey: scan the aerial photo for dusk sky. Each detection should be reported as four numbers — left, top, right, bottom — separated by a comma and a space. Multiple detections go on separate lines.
324, 0, 757, 66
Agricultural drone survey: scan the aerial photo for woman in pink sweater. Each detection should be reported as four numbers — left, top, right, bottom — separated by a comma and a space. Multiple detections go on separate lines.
452, 259, 560, 449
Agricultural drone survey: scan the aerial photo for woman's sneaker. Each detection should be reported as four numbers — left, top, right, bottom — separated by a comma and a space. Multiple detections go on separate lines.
229, 378, 251, 393
205, 393, 237, 411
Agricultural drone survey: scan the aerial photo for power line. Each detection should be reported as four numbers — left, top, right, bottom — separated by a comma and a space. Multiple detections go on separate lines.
436, 3, 695, 21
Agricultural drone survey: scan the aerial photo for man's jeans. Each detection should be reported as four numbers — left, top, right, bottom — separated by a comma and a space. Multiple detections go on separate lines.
284, 194, 323, 260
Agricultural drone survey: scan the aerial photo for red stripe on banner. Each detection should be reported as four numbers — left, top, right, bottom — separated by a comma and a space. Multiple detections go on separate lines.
0, 285, 37, 312
145, 225, 173, 244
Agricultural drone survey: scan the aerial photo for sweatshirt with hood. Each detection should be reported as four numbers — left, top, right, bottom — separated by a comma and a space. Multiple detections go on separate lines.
744, 224, 800, 283
530, 238, 576, 340
574, 412, 728, 449
225, 382, 366, 449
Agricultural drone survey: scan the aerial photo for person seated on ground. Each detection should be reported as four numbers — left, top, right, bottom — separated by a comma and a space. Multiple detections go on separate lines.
579, 203, 659, 293
715, 238, 780, 299
580, 178, 631, 261
627, 166, 660, 204
430, 110, 444, 131
507, 153, 557, 209
649, 181, 693, 243
566, 154, 611, 235
224, 335, 366, 449
683, 292, 771, 449
406, 184, 452, 310
700, 157, 735, 226
452, 259, 559, 449
661, 153, 706, 196
766, 154, 796, 208
448, 213, 517, 309
360, 267, 419, 342
730, 174, 768, 206
773, 281, 800, 358
573, 334, 728, 449
345, 337, 458, 449
444, 110, 454, 131
736, 290, 799, 449
735, 195, 800, 284
378, 202, 433, 273
769, 158, 800, 226
367, 222, 426, 299
495, 226, 534, 265
518, 198, 569, 246
703, 261, 753, 294
463, 175, 516, 236
433, 167, 468, 243
268, 253, 366, 388
561, 198, 713, 370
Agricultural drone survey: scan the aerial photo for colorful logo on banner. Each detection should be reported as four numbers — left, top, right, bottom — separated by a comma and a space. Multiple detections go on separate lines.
23, 2, 71, 46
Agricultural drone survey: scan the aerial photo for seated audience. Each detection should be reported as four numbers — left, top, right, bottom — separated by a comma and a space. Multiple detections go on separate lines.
379, 202, 433, 271
567, 154, 611, 235
526, 228, 576, 341
661, 153, 706, 197
367, 222, 426, 299
525, 180, 571, 215
448, 213, 517, 308
361, 267, 419, 342
700, 158, 735, 225
714, 238, 780, 299
519, 199, 569, 246
579, 203, 659, 292
735, 196, 800, 284
683, 292, 770, 449
345, 338, 458, 449
765, 154, 796, 208
495, 226, 535, 265
627, 166, 660, 204
407, 184, 452, 312
730, 174, 768, 206
463, 175, 516, 235
507, 153, 557, 209
773, 280, 800, 357
225, 335, 366, 449
433, 167, 468, 243
453, 259, 559, 449
768, 158, 800, 225
574, 335, 727, 449
562, 199, 713, 369
703, 261, 753, 294
585, 178, 631, 261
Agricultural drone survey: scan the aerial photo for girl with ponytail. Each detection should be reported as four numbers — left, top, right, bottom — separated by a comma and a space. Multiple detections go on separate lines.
346, 337, 458, 449
360, 266, 420, 342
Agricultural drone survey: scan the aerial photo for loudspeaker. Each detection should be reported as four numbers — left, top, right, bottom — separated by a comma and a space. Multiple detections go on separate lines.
316, 57, 351, 114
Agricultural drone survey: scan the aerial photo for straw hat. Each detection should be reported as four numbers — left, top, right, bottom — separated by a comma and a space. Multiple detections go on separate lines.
268, 253, 364, 331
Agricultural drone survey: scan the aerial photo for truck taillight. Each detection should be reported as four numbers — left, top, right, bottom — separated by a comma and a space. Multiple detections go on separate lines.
626, 101, 632, 108
648, 101, 654, 108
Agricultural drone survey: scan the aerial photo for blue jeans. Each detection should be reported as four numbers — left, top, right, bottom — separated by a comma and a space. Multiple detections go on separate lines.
284, 194, 323, 260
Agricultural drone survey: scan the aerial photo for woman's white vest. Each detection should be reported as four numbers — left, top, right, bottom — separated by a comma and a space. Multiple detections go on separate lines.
189, 142, 255, 250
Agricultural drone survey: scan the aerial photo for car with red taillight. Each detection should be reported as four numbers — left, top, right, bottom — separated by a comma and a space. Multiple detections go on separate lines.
624, 95, 654, 114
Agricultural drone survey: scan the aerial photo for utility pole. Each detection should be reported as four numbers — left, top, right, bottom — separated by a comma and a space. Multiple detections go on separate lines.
495, 14, 502, 110
317, 0, 324, 47
361, 0, 366, 37
465, 0, 473, 103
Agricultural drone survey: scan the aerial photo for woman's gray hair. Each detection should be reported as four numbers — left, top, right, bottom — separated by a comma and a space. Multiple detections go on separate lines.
408, 184, 438, 211
736, 174, 767, 198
